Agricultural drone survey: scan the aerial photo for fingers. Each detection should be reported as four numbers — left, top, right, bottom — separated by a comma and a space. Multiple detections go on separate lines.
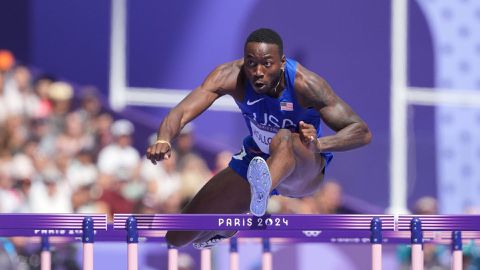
146, 142, 172, 165
299, 121, 317, 143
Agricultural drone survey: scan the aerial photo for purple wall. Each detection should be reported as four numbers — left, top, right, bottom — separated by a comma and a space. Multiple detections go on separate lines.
1, 0, 438, 210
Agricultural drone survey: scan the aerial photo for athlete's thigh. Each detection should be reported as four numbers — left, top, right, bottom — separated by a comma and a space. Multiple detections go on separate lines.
181, 167, 251, 214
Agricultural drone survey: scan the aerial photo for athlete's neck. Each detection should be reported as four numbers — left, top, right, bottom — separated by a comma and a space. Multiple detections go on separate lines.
266, 71, 285, 98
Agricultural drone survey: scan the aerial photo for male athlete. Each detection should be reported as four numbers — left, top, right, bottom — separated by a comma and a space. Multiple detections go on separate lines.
146, 28, 372, 248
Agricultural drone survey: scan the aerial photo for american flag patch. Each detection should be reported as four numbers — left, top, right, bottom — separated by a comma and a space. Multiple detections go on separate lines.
280, 101, 294, 111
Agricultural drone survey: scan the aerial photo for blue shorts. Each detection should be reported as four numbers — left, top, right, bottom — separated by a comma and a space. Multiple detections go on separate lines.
228, 136, 333, 196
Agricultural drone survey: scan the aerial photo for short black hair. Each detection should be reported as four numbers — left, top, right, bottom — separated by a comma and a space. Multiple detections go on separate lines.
245, 28, 283, 56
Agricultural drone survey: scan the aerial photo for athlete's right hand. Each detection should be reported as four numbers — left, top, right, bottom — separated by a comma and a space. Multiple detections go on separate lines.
146, 140, 172, 165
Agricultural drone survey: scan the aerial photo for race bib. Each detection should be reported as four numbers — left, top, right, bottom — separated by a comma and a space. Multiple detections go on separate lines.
250, 120, 278, 154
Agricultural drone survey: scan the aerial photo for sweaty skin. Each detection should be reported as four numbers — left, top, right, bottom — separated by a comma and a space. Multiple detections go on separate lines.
146, 42, 371, 247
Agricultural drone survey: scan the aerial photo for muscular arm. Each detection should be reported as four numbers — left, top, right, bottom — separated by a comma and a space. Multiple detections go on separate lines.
296, 65, 372, 152
157, 62, 239, 142
147, 62, 240, 164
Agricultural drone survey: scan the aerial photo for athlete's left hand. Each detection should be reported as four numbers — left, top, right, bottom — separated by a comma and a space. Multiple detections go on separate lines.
299, 121, 319, 152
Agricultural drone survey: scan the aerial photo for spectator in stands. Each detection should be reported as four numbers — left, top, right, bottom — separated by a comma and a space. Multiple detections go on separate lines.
0, 50, 14, 124
75, 85, 102, 134
0, 71, 8, 124
32, 74, 55, 118
0, 115, 29, 155
178, 153, 212, 200
55, 112, 95, 158
97, 119, 141, 219
68, 148, 103, 213
3, 65, 40, 119
28, 166, 73, 213
173, 123, 201, 166
93, 112, 114, 154
47, 81, 74, 135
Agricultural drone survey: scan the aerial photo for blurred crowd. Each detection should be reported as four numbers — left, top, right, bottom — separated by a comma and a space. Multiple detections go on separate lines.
1, 49, 480, 269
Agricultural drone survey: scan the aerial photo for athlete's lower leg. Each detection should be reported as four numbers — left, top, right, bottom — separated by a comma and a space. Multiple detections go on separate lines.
165, 168, 250, 247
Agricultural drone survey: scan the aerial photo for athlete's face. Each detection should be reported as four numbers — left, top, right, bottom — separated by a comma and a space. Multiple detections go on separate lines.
244, 42, 286, 95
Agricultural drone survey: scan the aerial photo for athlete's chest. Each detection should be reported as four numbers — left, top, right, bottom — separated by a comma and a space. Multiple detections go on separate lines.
242, 98, 298, 129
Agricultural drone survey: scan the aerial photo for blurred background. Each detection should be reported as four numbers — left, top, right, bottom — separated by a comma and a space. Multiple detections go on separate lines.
0, 0, 479, 269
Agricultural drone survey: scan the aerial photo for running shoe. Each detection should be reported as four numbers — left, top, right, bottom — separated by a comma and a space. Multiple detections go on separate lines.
247, 156, 272, 217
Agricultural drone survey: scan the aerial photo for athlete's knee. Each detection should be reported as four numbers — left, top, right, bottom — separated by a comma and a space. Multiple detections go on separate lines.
270, 129, 293, 151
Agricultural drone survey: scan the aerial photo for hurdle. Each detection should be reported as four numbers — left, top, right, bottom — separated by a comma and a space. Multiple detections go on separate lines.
1, 213, 479, 269
398, 215, 480, 270
0, 214, 107, 270
114, 214, 395, 269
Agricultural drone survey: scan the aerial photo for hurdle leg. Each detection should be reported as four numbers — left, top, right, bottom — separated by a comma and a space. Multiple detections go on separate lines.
262, 238, 272, 270
82, 217, 95, 270
128, 243, 138, 270
126, 216, 139, 270
410, 218, 423, 270
40, 236, 51, 270
411, 244, 423, 270
229, 238, 239, 270
371, 244, 382, 270
451, 231, 462, 270
201, 249, 212, 270
451, 250, 462, 270
41, 250, 51, 270
370, 217, 383, 270
168, 246, 178, 270
83, 243, 94, 270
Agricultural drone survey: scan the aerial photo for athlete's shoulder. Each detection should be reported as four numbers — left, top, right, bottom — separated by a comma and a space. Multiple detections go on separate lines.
204, 59, 243, 93
294, 62, 326, 90
293, 62, 330, 107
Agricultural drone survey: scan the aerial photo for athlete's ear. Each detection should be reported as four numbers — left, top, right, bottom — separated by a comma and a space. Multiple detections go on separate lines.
281, 55, 286, 69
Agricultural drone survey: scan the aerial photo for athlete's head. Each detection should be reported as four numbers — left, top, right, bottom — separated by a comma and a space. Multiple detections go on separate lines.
244, 28, 286, 95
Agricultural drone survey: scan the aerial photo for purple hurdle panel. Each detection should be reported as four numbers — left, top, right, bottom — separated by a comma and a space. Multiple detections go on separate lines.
398, 215, 480, 270
113, 214, 395, 270
113, 214, 396, 231
398, 215, 480, 231
0, 214, 107, 270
